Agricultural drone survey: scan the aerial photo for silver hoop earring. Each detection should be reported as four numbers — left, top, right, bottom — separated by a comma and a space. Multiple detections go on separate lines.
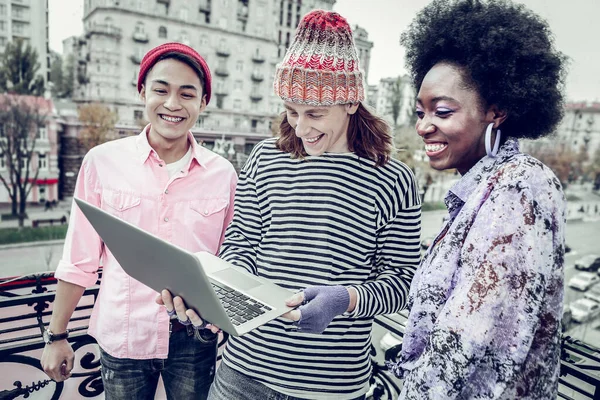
485, 123, 502, 158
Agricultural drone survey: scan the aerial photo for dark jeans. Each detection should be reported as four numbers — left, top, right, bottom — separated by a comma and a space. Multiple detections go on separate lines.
208, 362, 366, 400
99, 327, 218, 400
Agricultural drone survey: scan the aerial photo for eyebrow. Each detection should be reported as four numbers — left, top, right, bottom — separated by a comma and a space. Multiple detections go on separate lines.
416, 95, 458, 105
151, 79, 198, 92
283, 104, 329, 114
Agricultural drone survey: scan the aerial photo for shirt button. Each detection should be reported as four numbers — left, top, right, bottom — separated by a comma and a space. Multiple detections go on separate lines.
164, 217, 169, 222
159, 164, 163, 167
203, 210, 209, 215
165, 189, 169, 194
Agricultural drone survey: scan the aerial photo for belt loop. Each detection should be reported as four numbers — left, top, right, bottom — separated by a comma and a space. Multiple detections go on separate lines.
169, 321, 173, 336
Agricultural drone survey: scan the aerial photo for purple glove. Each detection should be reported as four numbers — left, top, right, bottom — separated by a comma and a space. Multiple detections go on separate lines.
297, 285, 350, 334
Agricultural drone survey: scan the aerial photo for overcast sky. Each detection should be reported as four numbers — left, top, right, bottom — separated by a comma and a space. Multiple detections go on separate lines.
49, 0, 599, 102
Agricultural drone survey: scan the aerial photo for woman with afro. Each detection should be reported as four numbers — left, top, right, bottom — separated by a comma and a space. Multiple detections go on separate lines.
389, 0, 568, 398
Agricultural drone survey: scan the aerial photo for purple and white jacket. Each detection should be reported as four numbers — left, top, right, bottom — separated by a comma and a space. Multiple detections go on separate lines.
390, 139, 567, 399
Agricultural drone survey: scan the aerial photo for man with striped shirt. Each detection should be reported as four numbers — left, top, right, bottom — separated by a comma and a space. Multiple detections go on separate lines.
164, 10, 421, 400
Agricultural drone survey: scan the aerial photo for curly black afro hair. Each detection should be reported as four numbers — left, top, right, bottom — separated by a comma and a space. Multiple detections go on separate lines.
400, 0, 567, 140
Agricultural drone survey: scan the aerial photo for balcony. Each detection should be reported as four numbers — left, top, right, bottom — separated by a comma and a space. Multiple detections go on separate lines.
251, 53, 265, 63
214, 67, 229, 77
132, 31, 149, 43
85, 24, 122, 40
130, 54, 142, 64
1, 273, 599, 399
237, 6, 248, 21
216, 47, 230, 57
214, 87, 229, 96
250, 91, 263, 101
199, 0, 211, 12
251, 72, 264, 82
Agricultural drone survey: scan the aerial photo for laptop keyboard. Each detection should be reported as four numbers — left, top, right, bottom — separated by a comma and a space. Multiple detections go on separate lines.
211, 282, 273, 326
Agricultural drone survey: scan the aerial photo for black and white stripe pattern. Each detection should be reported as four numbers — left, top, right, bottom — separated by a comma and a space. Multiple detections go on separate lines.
219, 138, 421, 399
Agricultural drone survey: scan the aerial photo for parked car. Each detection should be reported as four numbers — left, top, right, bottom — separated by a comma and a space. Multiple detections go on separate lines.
584, 282, 600, 303
379, 331, 403, 352
568, 272, 600, 291
570, 298, 600, 323
562, 304, 574, 332
421, 236, 435, 251
574, 254, 600, 272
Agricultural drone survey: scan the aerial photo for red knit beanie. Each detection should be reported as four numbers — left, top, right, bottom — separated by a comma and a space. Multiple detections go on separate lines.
137, 42, 212, 105
274, 10, 365, 106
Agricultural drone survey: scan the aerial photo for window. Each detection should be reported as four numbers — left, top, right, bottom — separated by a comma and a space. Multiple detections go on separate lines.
200, 35, 208, 47
158, 26, 167, 38
134, 110, 143, 121
234, 80, 243, 91
38, 153, 47, 170
0, 36, 6, 47
233, 99, 241, 110
236, 60, 243, 72
178, 31, 189, 44
37, 127, 47, 140
12, 22, 24, 35
0, 153, 5, 170
0, 4, 6, 16
135, 22, 145, 34
13, 6, 24, 19
180, 7, 188, 21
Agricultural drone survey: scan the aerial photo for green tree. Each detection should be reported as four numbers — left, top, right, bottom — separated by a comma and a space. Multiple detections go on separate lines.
62, 54, 75, 98
49, 52, 64, 98
0, 39, 45, 96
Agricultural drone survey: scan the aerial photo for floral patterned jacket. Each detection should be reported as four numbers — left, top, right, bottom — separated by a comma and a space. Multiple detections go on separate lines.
390, 139, 567, 399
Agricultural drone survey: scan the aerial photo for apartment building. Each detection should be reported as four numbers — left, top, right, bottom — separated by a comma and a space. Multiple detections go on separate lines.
558, 102, 600, 160
0, 0, 50, 82
373, 75, 414, 127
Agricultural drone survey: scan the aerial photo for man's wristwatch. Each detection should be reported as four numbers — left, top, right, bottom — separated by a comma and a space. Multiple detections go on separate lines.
43, 328, 69, 344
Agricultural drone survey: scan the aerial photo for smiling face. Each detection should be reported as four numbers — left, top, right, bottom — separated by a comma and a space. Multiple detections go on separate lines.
140, 58, 206, 145
284, 101, 358, 156
415, 63, 499, 175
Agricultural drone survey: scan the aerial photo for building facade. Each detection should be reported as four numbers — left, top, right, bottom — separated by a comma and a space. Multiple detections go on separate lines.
557, 102, 600, 160
0, 0, 50, 82
372, 75, 414, 127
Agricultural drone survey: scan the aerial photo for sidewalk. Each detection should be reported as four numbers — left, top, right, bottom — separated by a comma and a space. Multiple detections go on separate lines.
0, 202, 70, 229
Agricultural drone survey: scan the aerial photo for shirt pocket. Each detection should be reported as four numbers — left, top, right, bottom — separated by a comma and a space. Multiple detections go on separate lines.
101, 190, 143, 223
187, 198, 229, 248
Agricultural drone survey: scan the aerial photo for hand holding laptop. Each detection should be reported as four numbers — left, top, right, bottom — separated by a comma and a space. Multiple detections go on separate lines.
156, 290, 221, 334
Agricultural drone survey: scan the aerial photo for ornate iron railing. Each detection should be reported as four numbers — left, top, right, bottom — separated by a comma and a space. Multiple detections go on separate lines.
1, 273, 599, 399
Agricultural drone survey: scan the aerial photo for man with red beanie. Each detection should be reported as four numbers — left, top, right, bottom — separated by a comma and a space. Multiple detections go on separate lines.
41, 42, 237, 399
164, 10, 421, 400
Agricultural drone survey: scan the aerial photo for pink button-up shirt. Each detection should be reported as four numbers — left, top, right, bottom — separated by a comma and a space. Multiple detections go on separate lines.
55, 127, 237, 359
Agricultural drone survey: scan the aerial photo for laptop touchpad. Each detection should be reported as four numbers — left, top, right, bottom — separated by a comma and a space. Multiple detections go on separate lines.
212, 268, 262, 291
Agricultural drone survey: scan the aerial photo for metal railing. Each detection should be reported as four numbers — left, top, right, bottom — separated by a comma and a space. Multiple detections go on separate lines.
1, 273, 599, 399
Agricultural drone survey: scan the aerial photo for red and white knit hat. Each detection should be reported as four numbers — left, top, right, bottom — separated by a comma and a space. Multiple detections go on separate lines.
274, 10, 365, 106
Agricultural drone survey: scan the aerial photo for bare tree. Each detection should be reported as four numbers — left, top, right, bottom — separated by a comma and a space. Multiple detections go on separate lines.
0, 95, 51, 227
77, 103, 118, 151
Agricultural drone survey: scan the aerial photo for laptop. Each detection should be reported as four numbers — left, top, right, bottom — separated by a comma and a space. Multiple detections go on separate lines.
74, 197, 295, 337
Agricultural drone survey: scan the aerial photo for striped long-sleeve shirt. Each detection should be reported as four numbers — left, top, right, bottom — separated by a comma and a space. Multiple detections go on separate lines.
218, 138, 421, 399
